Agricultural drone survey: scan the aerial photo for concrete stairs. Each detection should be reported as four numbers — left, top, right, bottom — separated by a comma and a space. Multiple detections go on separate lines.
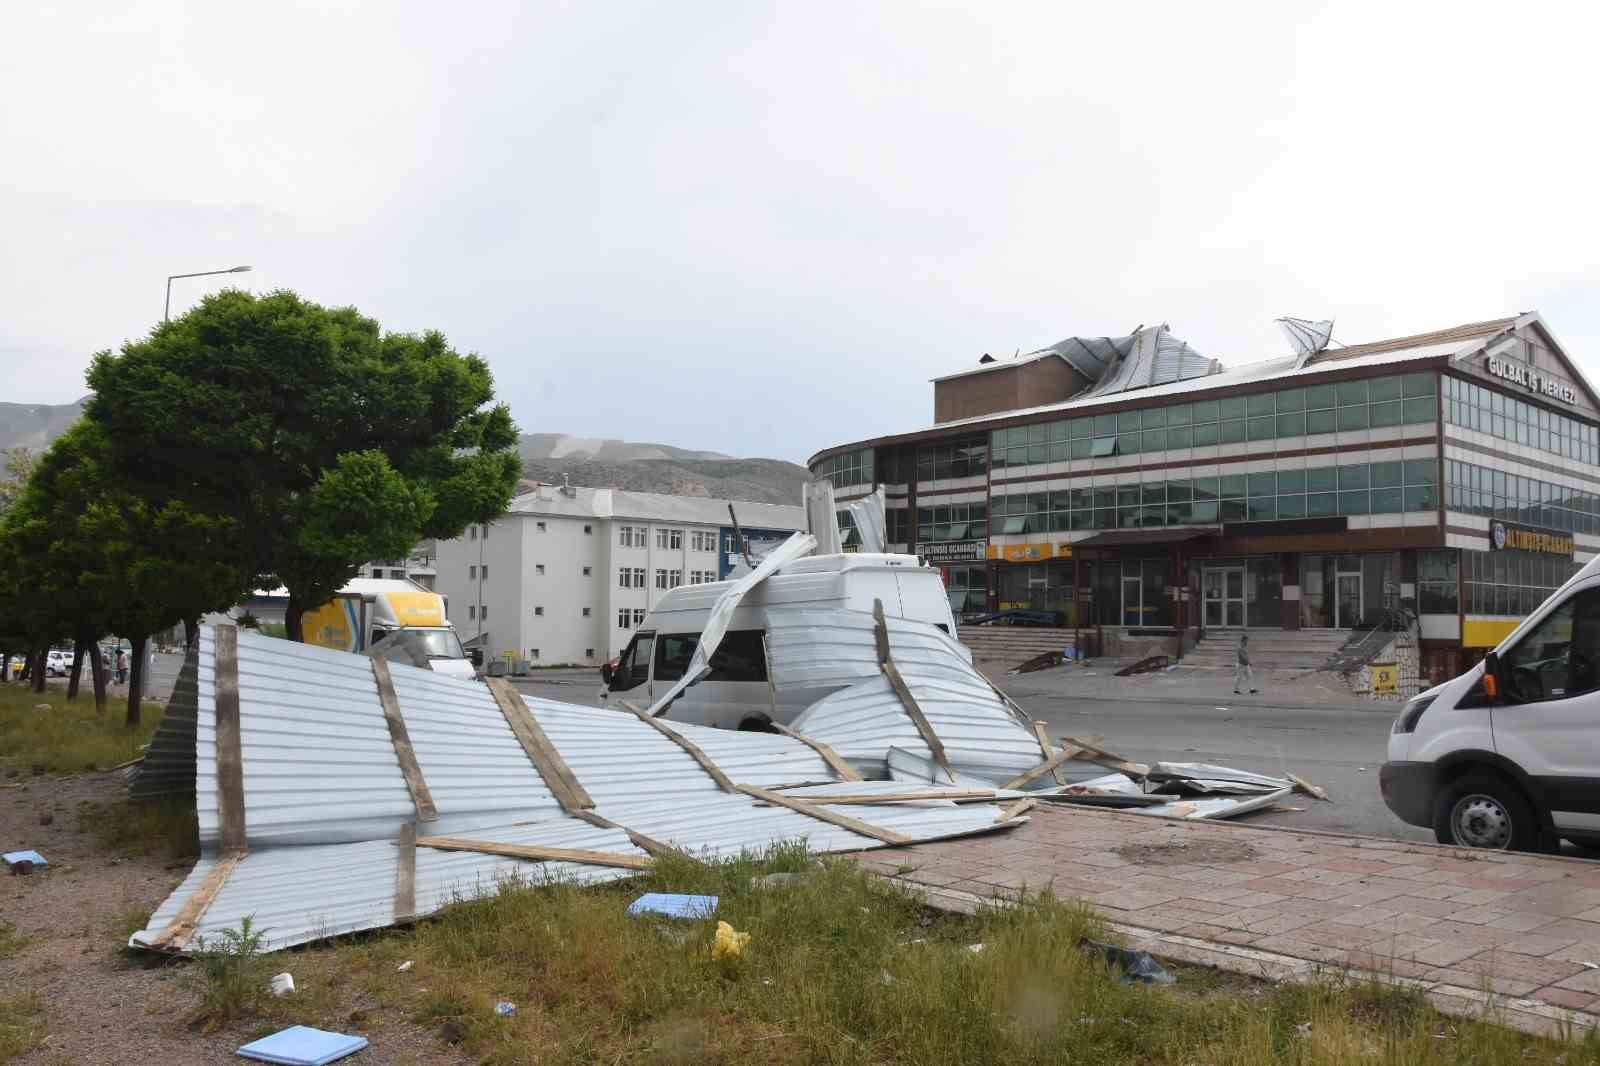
958, 626, 1077, 671
1181, 629, 1350, 673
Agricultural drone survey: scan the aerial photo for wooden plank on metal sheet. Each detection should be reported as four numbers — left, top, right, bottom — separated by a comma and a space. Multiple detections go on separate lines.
873, 599, 957, 784
486, 678, 594, 811
771, 722, 864, 781
1031, 721, 1065, 785
780, 789, 996, 805
147, 849, 247, 950
416, 835, 650, 870
620, 703, 737, 793
1001, 743, 1090, 791
371, 659, 438, 824
996, 797, 1038, 822
1059, 735, 1150, 779
394, 822, 417, 921
213, 625, 247, 852
570, 808, 700, 863
735, 784, 914, 846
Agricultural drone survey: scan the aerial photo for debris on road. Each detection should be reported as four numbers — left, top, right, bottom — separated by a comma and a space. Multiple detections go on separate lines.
269, 972, 295, 997
1113, 655, 1170, 677
494, 1002, 517, 1017
3, 849, 46, 874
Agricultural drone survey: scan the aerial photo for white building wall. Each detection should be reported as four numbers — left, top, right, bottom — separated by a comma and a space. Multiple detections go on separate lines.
434, 520, 522, 661
520, 514, 605, 665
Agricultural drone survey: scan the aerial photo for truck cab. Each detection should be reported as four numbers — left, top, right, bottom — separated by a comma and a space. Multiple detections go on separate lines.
600, 552, 957, 730
301, 578, 478, 680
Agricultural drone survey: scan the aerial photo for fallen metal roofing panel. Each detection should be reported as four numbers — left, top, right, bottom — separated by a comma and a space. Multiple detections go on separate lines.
765, 608, 977, 696
128, 647, 201, 799
131, 625, 1024, 955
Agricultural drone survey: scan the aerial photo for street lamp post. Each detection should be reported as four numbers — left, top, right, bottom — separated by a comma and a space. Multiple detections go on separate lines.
164, 265, 252, 321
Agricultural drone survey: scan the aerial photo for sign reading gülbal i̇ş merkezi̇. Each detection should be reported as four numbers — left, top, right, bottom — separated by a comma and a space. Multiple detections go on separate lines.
1485, 355, 1578, 405
1489, 520, 1575, 557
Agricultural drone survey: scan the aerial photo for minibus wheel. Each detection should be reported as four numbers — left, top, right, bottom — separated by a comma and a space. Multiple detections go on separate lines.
1432, 771, 1540, 851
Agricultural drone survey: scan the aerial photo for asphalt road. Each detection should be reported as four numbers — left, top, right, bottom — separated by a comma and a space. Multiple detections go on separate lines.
998, 678, 1430, 842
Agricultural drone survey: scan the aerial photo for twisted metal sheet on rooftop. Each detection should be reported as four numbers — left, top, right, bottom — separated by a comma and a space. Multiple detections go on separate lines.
129, 627, 1025, 954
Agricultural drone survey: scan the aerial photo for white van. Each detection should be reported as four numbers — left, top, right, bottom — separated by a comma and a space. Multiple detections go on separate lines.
1381, 552, 1600, 852
600, 552, 958, 730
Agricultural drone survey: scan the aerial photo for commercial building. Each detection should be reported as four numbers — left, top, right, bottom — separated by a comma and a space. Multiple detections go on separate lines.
433, 484, 805, 667
809, 312, 1599, 681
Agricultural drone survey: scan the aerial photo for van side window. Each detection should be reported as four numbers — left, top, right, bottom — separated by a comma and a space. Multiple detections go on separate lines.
1502, 588, 1600, 703
655, 634, 699, 683
609, 632, 655, 693
707, 630, 767, 683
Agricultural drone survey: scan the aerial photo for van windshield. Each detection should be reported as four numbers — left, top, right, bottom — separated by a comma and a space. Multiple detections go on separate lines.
411, 629, 466, 660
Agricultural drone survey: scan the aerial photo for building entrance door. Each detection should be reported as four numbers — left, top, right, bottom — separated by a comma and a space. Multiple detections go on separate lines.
1336, 572, 1363, 629
1203, 567, 1246, 628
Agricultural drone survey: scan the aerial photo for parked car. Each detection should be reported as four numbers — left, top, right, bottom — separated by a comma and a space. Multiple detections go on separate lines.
1381, 552, 1600, 853
45, 649, 75, 677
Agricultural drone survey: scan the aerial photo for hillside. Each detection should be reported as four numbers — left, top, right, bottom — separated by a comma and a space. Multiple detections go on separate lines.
0, 398, 89, 453
520, 456, 810, 506
518, 433, 730, 464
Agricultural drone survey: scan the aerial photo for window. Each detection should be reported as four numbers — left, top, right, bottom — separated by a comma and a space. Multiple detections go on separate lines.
618, 609, 632, 629
1445, 374, 1596, 465
669, 529, 682, 549
583, 524, 592, 535
530, 648, 539, 660
655, 568, 670, 589
534, 606, 543, 616
1501, 588, 1600, 703
670, 569, 682, 586
633, 609, 646, 625
609, 632, 654, 692
814, 447, 878, 486
632, 567, 646, 587
480, 605, 487, 619
586, 648, 594, 659
582, 607, 591, 617
1418, 550, 1458, 614
582, 566, 592, 576
469, 565, 477, 579
371, 568, 383, 578
656, 528, 669, 549
469, 526, 477, 540
535, 522, 546, 532
654, 634, 699, 682
480, 524, 488, 538
467, 605, 475, 619
619, 525, 636, 547
534, 564, 543, 575
690, 530, 717, 552
482, 565, 489, 579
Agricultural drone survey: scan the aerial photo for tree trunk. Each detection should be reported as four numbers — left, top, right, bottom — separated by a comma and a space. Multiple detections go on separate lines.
18, 648, 32, 682
67, 633, 88, 701
30, 647, 46, 693
0, 648, 8, 682
125, 635, 148, 727
183, 617, 198, 650
286, 592, 305, 642
89, 640, 107, 714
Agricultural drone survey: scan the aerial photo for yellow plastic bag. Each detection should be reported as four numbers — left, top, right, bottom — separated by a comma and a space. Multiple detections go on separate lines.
712, 920, 750, 960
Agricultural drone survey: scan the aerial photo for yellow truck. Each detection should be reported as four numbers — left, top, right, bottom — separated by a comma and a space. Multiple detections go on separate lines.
301, 578, 479, 679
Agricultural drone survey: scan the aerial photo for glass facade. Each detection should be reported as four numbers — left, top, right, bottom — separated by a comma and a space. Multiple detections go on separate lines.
990, 458, 1437, 532
1299, 553, 1402, 629
817, 448, 873, 487
942, 565, 986, 616
1444, 375, 1598, 464
915, 437, 988, 481
917, 500, 988, 543
1461, 550, 1583, 616
1418, 549, 1458, 614
989, 372, 1436, 468
1445, 460, 1600, 536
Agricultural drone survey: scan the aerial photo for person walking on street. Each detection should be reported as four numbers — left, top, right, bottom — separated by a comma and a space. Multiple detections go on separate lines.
115, 648, 128, 685
1234, 633, 1257, 694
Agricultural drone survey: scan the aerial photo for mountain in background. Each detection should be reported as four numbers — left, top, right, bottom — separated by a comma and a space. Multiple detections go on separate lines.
0, 397, 89, 453
0, 406, 810, 507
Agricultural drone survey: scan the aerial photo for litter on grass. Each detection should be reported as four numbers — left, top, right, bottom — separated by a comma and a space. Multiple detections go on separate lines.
3, 850, 47, 870
1081, 938, 1176, 985
713, 921, 750, 959
235, 1025, 368, 1065
628, 893, 719, 919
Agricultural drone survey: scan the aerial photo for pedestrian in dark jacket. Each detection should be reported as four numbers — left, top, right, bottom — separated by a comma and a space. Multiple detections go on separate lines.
1233, 633, 1258, 694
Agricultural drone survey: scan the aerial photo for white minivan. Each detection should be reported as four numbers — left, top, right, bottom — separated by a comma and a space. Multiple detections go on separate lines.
600, 552, 958, 731
1381, 552, 1600, 852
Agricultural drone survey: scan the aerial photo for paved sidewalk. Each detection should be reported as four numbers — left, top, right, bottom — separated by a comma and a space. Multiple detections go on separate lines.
859, 805, 1600, 1037
994, 660, 1381, 713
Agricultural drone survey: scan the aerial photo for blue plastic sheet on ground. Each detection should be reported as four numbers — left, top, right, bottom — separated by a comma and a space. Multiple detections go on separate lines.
1080, 938, 1176, 985
2, 850, 46, 868
627, 893, 719, 919
235, 1025, 369, 1065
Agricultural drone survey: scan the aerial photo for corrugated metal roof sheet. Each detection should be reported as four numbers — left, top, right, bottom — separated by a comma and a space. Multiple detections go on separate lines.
128, 648, 200, 799
505, 484, 805, 532
1306, 316, 1516, 365
131, 626, 1026, 955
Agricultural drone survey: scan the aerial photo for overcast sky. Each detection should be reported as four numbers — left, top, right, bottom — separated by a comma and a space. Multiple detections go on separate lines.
5, 2, 1597, 464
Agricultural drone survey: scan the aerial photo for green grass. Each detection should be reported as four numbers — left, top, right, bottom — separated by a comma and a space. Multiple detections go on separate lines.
184, 917, 273, 1033
75, 795, 198, 860
251, 845, 1600, 1066
0, 921, 24, 961
0, 992, 44, 1063
0, 683, 162, 774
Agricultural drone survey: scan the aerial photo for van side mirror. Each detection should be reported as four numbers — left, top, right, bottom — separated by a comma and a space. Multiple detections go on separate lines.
1482, 651, 1501, 700
469, 648, 483, 668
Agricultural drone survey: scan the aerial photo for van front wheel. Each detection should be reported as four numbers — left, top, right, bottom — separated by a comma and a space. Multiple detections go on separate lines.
1432, 771, 1541, 852
736, 716, 775, 734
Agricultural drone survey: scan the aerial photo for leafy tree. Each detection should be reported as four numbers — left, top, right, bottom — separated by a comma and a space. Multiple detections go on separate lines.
0, 447, 37, 517
85, 289, 520, 639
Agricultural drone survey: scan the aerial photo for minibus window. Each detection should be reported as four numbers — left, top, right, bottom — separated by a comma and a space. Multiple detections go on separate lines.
609, 632, 654, 693
655, 634, 700, 682
1502, 588, 1600, 702
631, 633, 655, 688
706, 630, 768, 683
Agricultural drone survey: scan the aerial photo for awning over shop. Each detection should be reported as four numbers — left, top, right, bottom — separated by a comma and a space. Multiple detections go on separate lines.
1071, 527, 1220, 549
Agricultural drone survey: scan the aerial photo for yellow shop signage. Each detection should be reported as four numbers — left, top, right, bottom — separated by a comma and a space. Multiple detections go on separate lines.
986, 542, 1071, 562
1489, 521, 1574, 557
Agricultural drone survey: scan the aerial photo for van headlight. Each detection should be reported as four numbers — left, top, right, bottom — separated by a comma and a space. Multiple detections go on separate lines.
1393, 695, 1435, 734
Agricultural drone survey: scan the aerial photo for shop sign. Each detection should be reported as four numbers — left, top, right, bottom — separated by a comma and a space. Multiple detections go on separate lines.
1371, 663, 1398, 694
918, 540, 985, 563
1486, 356, 1578, 405
986, 542, 1071, 562
1489, 520, 1574, 557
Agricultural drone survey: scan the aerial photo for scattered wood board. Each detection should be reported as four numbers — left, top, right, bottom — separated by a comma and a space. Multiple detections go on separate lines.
735, 784, 914, 846
416, 835, 650, 871
487, 678, 594, 812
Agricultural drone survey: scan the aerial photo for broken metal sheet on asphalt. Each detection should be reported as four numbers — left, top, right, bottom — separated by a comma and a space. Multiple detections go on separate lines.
1146, 762, 1294, 795
1139, 786, 1296, 820
129, 626, 1024, 955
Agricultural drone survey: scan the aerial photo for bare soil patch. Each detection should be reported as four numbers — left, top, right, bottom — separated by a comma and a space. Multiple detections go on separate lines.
1114, 838, 1260, 866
